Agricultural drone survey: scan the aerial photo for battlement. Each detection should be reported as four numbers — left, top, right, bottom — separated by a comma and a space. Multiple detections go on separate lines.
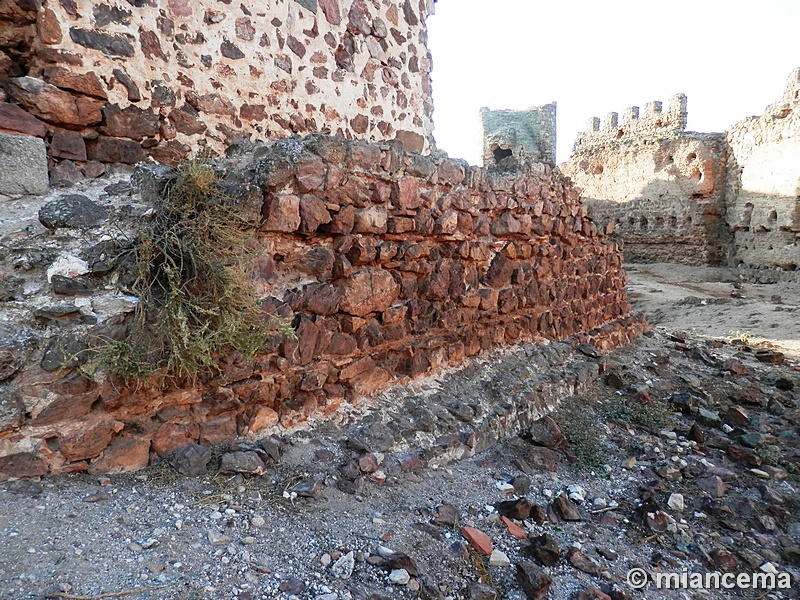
573, 94, 688, 150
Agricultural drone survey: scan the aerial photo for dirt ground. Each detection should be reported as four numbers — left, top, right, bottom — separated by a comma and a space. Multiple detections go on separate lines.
0, 263, 798, 600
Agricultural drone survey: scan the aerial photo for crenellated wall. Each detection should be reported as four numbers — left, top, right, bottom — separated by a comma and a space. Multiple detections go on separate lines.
0, 135, 644, 478
0, 0, 435, 184
572, 94, 688, 150
560, 96, 730, 265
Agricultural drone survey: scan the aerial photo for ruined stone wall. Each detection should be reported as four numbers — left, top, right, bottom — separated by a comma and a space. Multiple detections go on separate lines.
0, 135, 644, 478
725, 68, 800, 271
479, 103, 557, 167
0, 0, 434, 185
560, 96, 729, 265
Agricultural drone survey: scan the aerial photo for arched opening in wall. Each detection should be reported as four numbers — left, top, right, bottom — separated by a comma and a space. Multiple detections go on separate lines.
684, 216, 693, 226
768, 210, 778, 228
493, 147, 513, 163
640, 216, 648, 229
686, 152, 697, 162
627, 217, 635, 226
654, 216, 664, 228
668, 216, 677, 227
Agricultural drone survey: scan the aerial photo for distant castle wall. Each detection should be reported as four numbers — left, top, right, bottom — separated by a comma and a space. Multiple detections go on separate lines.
561, 72, 800, 273
726, 68, 800, 271
561, 95, 729, 265
479, 103, 557, 167
572, 94, 687, 150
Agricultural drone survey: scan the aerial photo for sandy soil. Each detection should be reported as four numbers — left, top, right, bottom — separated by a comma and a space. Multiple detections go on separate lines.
626, 263, 800, 357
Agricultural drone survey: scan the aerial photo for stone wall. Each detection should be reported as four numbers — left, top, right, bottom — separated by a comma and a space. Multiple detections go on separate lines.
560, 96, 729, 265
560, 71, 800, 271
0, 0, 435, 187
479, 103, 557, 167
726, 68, 800, 271
572, 94, 688, 149
0, 135, 644, 478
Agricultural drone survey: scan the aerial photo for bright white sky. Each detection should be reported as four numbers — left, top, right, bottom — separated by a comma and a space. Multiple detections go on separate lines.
426, 0, 800, 165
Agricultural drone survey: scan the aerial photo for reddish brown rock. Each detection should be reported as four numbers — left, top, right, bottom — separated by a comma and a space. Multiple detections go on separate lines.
296, 159, 326, 192
151, 423, 199, 456
461, 526, 493, 556
393, 176, 421, 209
0, 102, 47, 137
168, 105, 207, 135
103, 104, 159, 141
0, 453, 48, 479
527, 415, 568, 449
395, 130, 425, 153
350, 114, 369, 135
87, 136, 146, 164
88, 435, 151, 474
199, 415, 238, 445
319, 0, 341, 25
50, 129, 87, 161
577, 588, 612, 600
59, 421, 118, 462
516, 561, 552, 600
353, 206, 388, 233
501, 516, 528, 540
43, 68, 107, 99
38, 8, 64, 45
8, 76, 103, 127
139, 28, 167, 61
338, 269, 399, 316
262, 194, 302, 232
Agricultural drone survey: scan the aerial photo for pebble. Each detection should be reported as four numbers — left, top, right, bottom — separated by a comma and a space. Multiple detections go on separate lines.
667, 493, 685, 512
251, 516, 265, 527
207, 531, 231, 547
488, 549, 511, 567
321, 553, 332, 567
388, 568, 410, 585
331, 551, 355, 579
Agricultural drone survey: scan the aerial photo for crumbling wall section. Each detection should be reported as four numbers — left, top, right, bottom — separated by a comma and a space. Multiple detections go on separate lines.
560, 95, 729, 265
0, 135, 644, 478
479, 103, 557, 167
725, 68, 800, 271
0, 0, 435, 185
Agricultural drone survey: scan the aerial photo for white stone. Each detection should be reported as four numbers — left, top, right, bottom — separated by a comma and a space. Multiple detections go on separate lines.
488, 550, 511, 567
388, 569, 410, 585
760, 562, 779, 574
331, 551, 355, 579
667, 493, 685, 512
46, 254, 89, 283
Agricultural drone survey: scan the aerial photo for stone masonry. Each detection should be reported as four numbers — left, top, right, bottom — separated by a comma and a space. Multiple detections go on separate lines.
560, 74, 800, 272
0, 135, 644, 478
560, 95, 730, 265
480, 103, 557, 168
0, 0, 435, 187
726, 68, 800, 271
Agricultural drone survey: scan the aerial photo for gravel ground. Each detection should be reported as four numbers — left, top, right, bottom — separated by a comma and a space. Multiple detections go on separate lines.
0, 268, 799, 600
